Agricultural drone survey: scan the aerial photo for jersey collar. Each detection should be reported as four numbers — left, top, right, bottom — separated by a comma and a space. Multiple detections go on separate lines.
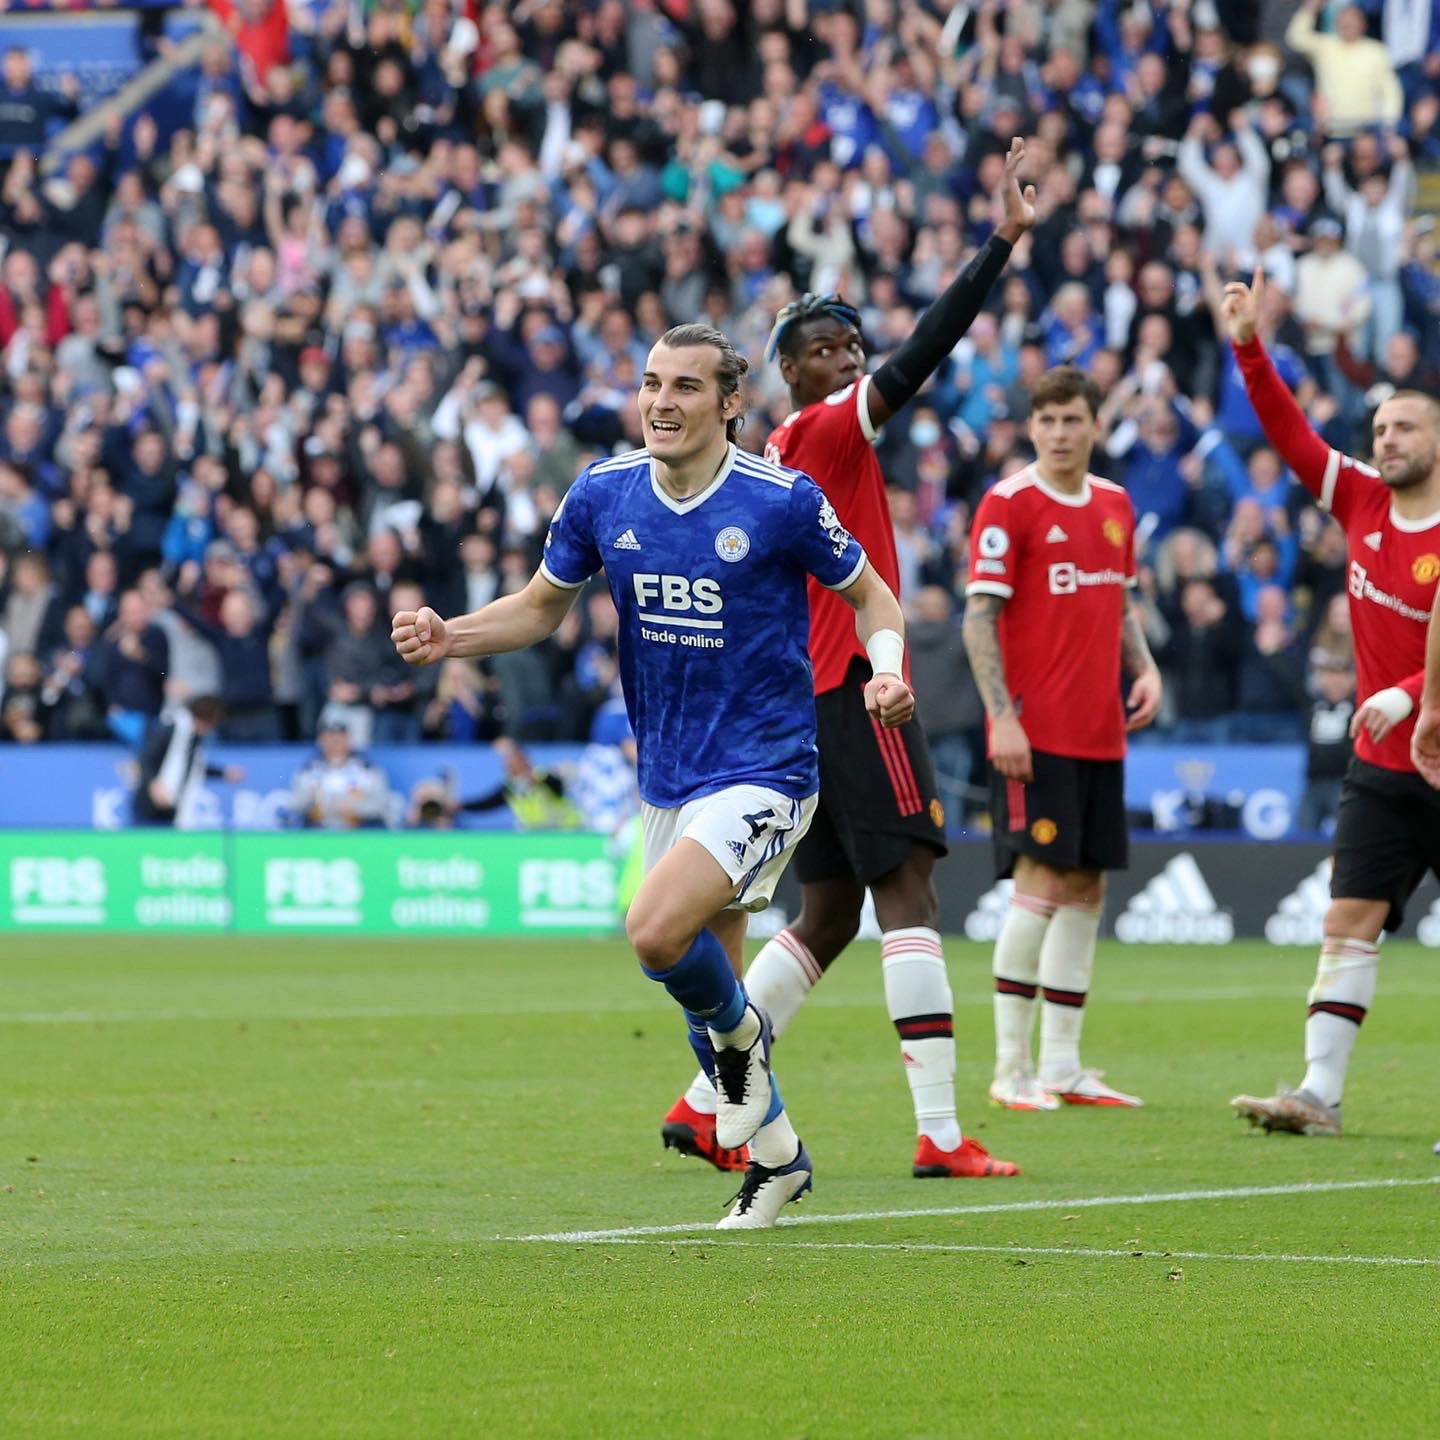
1388, 504, 1440, 533
1032, 465, 1092, 507
649, 443, 738, 515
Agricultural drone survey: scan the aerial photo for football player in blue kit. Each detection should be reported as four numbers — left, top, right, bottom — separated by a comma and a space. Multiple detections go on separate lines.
391, 323, 915, 1228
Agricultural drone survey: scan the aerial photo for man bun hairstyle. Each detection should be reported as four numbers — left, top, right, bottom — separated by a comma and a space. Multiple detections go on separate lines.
658, 323, 749, 441
1030, 365, 1103, 419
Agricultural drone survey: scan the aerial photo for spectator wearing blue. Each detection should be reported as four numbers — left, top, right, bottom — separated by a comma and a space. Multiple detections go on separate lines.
1220, 499, 1299, 624
1233, 584, 1308, 743
0, 49, 78, 153
1041, 283, 1101, 371
173, 561, 279, 742
161, 480, 216, 574
88, 588, 168, 745
1105, 400, 1198, 544
948, 312, 1018, 436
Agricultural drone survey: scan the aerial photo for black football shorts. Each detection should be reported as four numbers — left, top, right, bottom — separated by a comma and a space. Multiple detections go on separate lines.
989, 748, 1128, 879
794, 659, 948, 887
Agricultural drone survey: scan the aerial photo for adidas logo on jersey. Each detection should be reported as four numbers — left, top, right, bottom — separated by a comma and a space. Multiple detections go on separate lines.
1045, 525, 1069, 543
1363, 531, 1382, 552
1114, 853, 1234, 944
1264, 860, 1331, 947
613, 529, 642, 550
726, 839, 748, 863
963, 878, 1015, 942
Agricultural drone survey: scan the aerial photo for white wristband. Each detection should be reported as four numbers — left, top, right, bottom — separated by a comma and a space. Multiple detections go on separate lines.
1362, 687, 1414, 725
865, 628, 905, 679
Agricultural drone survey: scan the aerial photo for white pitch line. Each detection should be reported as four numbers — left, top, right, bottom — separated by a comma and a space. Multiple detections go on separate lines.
510, 1175, 1440, 1243
10, 984, 1440, 1026
579, 1238, 1440, 1268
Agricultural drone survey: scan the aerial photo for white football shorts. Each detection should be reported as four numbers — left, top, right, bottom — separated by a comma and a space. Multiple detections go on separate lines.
640, 783, 818, 913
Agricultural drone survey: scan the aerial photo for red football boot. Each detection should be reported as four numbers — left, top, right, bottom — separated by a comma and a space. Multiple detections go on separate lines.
912, 1135, 1021, 1178
661, 1095, 750, 1172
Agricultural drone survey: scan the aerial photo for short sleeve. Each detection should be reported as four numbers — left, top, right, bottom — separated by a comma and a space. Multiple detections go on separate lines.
965, 491, 1018, 599
539, 471, 601, 589
786, 474, 867, 590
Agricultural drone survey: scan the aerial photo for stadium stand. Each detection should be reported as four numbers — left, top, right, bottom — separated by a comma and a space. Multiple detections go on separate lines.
0, 0, 1437, 776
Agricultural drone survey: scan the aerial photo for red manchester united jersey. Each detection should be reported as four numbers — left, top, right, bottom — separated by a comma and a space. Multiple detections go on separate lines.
966, 467, 1138, 761
1235, 337, 1438, 772
765, 376, 904, 695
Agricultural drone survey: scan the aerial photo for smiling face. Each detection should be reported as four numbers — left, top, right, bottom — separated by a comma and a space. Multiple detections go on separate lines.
779, 315, 865, 409
1371, 394, 1440, 492
637, 342, 740, 462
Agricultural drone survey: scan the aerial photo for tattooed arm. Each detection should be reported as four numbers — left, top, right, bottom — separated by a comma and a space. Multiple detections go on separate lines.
1121, 597, 1163, 732
963, 593, 1032, 781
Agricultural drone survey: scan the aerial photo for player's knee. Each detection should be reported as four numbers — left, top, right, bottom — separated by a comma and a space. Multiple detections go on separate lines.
1324, 898, 1387, 944
872, 875, 939, 932
1062, 871, 1104, 908
626, 907, 685, 970
794, 908, 860, 965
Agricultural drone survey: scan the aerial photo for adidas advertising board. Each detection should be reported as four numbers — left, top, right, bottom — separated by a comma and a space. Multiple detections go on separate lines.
1112, 853, 1234, 944
771, 842, 1440, 946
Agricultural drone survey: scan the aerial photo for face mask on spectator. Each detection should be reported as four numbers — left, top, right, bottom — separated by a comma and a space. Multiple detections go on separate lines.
910, 420, 942, 448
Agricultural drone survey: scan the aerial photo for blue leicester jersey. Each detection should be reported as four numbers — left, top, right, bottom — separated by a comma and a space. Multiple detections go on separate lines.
540, 444, 868, 809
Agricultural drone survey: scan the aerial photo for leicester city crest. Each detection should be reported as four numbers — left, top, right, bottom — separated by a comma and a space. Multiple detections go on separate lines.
715, 526, 750, 563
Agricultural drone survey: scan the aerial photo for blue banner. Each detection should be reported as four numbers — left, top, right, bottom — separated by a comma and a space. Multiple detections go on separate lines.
1, 15, 144, 105
0, 743, 1315, 837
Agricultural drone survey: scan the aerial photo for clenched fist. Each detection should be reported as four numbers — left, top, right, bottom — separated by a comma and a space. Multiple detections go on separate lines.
864, 673, 915, 729
392, 607, 450, 666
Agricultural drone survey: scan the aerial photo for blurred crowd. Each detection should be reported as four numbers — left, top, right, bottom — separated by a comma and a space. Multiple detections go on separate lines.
0, 0, 1437, 788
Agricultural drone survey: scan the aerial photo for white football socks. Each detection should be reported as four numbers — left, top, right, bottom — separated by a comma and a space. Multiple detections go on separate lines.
1300, 936, 1378, 1107
883, 926, 961, 1152
1037, 902, 1101, 1087
992, 894, 1055, 1076
750, 1106, 801, 1169
683, 929, 819, 1117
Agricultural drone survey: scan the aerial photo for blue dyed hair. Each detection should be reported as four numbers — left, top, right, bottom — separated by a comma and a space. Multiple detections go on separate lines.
764, 293, 864, 363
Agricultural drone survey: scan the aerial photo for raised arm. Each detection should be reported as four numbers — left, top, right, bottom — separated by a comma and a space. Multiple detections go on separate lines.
835, 559, 916, 728
865, 137, 1035, 430
962, 592, 1031, 782
391, 570, 578, 666
1219, 269, 1335, 500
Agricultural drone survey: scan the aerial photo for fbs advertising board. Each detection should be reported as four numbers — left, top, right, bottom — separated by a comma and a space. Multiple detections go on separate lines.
1, 833, 1438, 945
0, 832, 620, 935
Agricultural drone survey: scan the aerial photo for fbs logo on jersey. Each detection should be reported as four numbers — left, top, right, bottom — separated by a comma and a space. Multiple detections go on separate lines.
613, 529, 642, 551
1412, 553, 1440, 584
1264, 859, 1333, 947
1102, 518, 1126, 548
1030, 817, 1057, 845
1114, 853, 1234, 944
1045, 525, 1068, 544
714, 527, 750, 563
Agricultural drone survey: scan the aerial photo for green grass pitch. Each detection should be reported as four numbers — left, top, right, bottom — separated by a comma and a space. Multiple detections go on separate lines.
3, 934, 1438, 1438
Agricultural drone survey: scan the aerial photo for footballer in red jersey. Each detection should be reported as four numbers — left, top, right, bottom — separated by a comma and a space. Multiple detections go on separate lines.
661, 140, 1036, 1184
1219, 271, 1440, 1140
963, 367, 1163, 1113
1416, 587, 1440, 788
